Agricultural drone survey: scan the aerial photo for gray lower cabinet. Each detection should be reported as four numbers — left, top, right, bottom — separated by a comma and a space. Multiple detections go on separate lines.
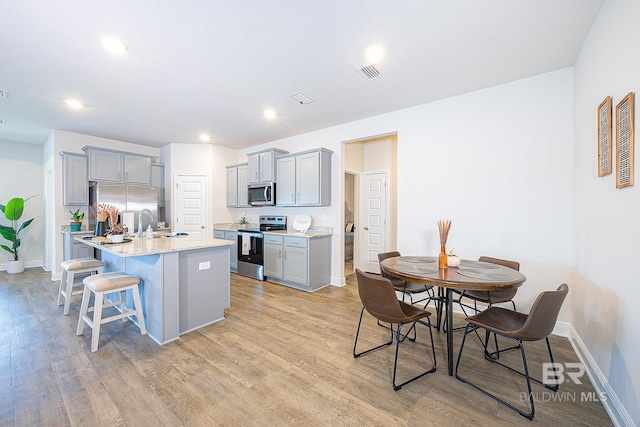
264, 235, 284, 279
264, 233, 331, 292
214, 229, 238, 272
283, 237, 308, 285
62, 232, 94, 260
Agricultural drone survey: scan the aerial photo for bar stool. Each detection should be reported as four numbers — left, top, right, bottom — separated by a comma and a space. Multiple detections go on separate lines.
58, 258, 104, 315
76, 272, 147, 352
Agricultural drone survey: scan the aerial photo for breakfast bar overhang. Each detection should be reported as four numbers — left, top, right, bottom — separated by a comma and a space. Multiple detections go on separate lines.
77, 235, 233, 345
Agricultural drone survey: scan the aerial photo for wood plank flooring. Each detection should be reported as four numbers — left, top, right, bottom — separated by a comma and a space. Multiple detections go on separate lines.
0, 268, 612, 426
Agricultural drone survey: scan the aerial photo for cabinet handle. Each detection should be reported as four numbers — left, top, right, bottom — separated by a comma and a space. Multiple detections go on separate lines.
279, 249, 281, 259
364, 226, 369, 230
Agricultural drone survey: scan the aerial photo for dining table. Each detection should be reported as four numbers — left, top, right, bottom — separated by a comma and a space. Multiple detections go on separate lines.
380, 255, 526, 376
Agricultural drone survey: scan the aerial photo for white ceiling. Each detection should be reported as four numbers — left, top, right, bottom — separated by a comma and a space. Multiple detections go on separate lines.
0, 0, 604, 149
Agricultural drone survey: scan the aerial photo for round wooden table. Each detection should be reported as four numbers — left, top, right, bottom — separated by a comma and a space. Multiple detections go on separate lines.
380, 256, 526, 375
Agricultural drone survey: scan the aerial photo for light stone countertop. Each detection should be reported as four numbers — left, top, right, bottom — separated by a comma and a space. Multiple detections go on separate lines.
75, 235, 233, 257
213, 223, 332, 238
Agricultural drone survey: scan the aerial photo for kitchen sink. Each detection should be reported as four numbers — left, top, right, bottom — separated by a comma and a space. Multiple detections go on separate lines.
153, 232, 188, 238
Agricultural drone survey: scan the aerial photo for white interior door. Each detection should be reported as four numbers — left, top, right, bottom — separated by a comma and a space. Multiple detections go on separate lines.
361, 172, 387, 273
174, 175, 208, 238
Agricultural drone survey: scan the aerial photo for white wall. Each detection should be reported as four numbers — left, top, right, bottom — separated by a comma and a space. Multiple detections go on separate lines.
232, 68, 574, 309
0, 140, 44, 269
160, 143, 238, 234
573, 1, 640, 424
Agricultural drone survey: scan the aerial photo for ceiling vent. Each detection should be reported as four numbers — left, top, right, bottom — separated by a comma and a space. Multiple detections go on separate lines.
290, 92, 314, 105
0, 90, 8, 99
356, 65, 383, 81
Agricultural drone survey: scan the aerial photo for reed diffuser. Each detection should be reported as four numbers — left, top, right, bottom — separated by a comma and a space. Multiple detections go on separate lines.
438, 219, 451, 270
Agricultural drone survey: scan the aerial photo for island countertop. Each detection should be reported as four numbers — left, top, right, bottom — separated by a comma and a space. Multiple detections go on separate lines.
75, 235, 233, 257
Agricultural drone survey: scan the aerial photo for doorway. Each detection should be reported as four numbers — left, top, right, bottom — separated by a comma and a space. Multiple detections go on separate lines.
343, 133, 398, 277
344, 171, 358, 276
174, 174, 209, 238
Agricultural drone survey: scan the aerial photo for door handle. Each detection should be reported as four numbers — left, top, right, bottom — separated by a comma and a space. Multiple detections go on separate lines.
363, 226, 369, 230
201, 225, 205, 229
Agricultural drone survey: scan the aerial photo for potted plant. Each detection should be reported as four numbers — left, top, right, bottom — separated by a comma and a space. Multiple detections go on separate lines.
0, 196, 36, 274
69, 209, 85, 232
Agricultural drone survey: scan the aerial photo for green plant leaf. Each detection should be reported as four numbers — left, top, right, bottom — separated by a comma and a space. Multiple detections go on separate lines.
4, 198, 25, 221
0, 225, 16, 241
18, 218, 34, 233
0, 244, 15, 255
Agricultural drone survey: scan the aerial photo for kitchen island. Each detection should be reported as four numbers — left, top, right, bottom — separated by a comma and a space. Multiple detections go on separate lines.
76, 235, 233, 345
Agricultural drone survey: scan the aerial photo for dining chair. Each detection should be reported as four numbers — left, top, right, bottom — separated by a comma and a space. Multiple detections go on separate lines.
450, 256, 520, 357
455, 283, 569, 420
454, 256, 520, 314
353, 269, 437, 390
377, 251, 437, 308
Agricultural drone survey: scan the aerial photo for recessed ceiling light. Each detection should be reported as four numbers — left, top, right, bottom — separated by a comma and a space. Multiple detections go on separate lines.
263, 109, 277, 120
366, 45, 384, 63
65, 99, 84, 109
199, 133, 211, 142
101, 37, 128, 54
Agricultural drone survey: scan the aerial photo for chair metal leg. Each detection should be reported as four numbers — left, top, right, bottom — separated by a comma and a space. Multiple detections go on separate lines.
392, 318, 437, 391
353, 307, 393, 358
456, 324, 560, 420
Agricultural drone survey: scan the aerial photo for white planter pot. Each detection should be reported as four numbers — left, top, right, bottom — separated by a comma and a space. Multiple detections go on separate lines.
6, 260, 25, 274
447, 256, 461, 267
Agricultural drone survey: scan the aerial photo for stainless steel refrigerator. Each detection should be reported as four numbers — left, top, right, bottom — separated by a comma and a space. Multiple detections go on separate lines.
89, 183, 158, 234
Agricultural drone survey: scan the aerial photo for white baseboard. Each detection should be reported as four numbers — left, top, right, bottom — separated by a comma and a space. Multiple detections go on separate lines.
568, 324, 634, 427
332, 276, 346, 287
1, 259, 43, 272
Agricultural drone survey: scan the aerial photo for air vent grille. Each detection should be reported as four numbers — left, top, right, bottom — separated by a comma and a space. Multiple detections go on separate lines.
357, 65, 383, 80
290, 92, 314, 105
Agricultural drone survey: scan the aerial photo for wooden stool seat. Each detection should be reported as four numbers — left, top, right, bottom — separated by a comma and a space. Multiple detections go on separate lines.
76, 272, 147, 352
58, 258, 104, 315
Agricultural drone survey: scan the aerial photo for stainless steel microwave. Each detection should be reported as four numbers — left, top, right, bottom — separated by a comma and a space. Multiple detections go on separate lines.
248, 182, 275, 206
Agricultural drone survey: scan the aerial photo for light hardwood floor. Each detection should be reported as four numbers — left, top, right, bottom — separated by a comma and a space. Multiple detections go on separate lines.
0, 268, 612, 426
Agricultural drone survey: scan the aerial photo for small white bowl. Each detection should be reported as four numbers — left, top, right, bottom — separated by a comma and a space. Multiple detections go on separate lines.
108, 234, 124, 243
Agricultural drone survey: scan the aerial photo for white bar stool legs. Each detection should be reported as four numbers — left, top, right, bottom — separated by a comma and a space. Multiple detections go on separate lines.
58, 258, 104, 315
76, 272, 147, 352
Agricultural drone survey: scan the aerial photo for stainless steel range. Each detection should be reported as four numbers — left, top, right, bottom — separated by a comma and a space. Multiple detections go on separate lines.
237, 215, 286, 280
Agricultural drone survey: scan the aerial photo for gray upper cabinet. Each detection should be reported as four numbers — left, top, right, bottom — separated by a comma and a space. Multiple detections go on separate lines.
60, 152, 88, 205
83, 146, 151, 184
247, 148, 288, 183
276, 148, 332, 206
237, 164, 249, 206
151, 164, 165, 207
226, 163, 250, 207
123, 154, 151, 184
226, 165, 238, 206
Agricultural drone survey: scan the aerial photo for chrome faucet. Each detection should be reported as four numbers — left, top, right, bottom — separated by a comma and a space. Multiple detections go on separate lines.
138, 209, 154, 238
